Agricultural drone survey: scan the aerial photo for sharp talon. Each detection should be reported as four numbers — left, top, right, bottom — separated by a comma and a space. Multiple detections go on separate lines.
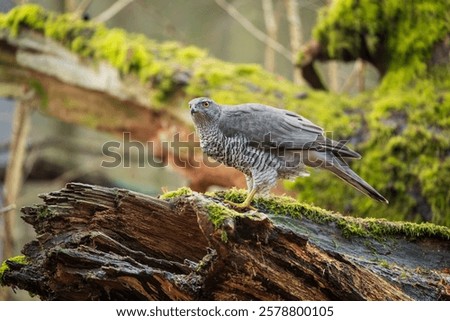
224, 200, 256, 211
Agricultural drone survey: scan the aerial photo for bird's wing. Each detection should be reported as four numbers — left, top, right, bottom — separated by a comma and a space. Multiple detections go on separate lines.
218, 104, 324, 150
218, 104, 361, 158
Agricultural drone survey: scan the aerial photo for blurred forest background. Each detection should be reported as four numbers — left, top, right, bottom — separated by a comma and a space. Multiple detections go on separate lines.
0, 0, 449, 300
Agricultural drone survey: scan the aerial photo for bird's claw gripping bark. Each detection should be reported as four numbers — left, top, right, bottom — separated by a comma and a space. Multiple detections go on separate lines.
224, 199, 256, 211
224, 189, 257, 211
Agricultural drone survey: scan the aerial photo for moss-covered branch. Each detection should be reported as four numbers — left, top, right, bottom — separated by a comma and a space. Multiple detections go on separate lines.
0, 255, 27, 286
0, 4, 303, 106
164, 187, 450, 240
301, 0, 450, 83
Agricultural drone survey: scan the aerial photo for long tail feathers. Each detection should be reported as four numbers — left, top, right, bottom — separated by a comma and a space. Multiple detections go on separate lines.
328, 161, 389, 203
306, 151, 389, 203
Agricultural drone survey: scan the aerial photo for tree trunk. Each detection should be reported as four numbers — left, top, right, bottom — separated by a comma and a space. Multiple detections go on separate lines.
1, 183, 449, 300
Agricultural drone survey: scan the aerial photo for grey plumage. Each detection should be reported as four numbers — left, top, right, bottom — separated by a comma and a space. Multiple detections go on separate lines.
189, 97, 388, 207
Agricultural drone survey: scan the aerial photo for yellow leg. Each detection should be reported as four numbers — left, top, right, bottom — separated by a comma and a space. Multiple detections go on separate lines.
225, 189, 257, 210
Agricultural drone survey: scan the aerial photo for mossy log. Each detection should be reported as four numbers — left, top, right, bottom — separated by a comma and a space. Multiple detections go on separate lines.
1, 183, 449, 300
0, 7, 249, 192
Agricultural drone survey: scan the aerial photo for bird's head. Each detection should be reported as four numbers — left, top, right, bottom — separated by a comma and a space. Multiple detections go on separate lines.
188, 97, 221, 124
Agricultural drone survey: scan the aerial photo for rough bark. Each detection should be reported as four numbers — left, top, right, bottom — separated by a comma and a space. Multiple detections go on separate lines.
1, 183, 449, 300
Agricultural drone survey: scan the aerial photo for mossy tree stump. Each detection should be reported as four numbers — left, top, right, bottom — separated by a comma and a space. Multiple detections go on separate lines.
1, 183, 449, 300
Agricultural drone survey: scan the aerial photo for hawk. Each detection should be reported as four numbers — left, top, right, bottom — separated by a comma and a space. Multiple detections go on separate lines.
189, 97, 388, 208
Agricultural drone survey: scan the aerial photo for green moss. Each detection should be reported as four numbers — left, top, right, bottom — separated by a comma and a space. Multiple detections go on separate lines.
288, 81, 450, 225
205, 202, 241, 228
37, 205, 54, 219
0, 4, 208, 105
0, 255, 27, 285
314, 0, 450, 86
315, 0, 383, 60
204, 202, 246, 243
176, 45, 207, 65
286, 0, 450, 227
0, 5, 351, 124
28, 79, 48, 110
0, 4, 46, 36
212, 189, 450, 240
0, 4, 306, 108
186, 57, 297, 108
378, 259, 391, 269
220, 230, 228, 243
0, 262, 8, 283
160, 187, 193, 200
400, 271, 408, 279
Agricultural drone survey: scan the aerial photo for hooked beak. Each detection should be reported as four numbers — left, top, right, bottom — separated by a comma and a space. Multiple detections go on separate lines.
190, 103, 198, 115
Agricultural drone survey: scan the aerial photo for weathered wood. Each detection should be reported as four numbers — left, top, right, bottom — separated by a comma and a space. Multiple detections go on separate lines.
0, 29, 246, 192
1, 183, 449, 300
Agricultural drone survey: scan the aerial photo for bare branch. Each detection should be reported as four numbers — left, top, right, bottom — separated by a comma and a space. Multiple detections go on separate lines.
0, 83, 24, 99
339, 59, 365, 93
328, 61, 339, 92
2, 96, 32, 254
73, 0, 93, 18
325, 0, 337, 92
357, 60, 366, 92
0, 204, 16, 215
63, 0, 78, 13
262, 0, 278, 72
1, 90, 33, 300
284, 0, 304, 85
93, 0, 135, 23
215, 0, 292, 61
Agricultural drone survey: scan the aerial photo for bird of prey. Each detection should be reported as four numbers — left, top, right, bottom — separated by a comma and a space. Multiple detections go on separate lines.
189, 97, 388, 209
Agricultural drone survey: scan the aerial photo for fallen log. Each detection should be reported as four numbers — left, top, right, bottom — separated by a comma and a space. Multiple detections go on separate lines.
1, 183, 449, 300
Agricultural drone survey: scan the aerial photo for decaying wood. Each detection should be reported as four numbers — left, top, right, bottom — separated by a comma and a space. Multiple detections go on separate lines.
1, 183, 449, 300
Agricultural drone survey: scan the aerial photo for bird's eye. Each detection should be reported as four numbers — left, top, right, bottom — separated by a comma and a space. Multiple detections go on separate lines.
202, 101, 210, 108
